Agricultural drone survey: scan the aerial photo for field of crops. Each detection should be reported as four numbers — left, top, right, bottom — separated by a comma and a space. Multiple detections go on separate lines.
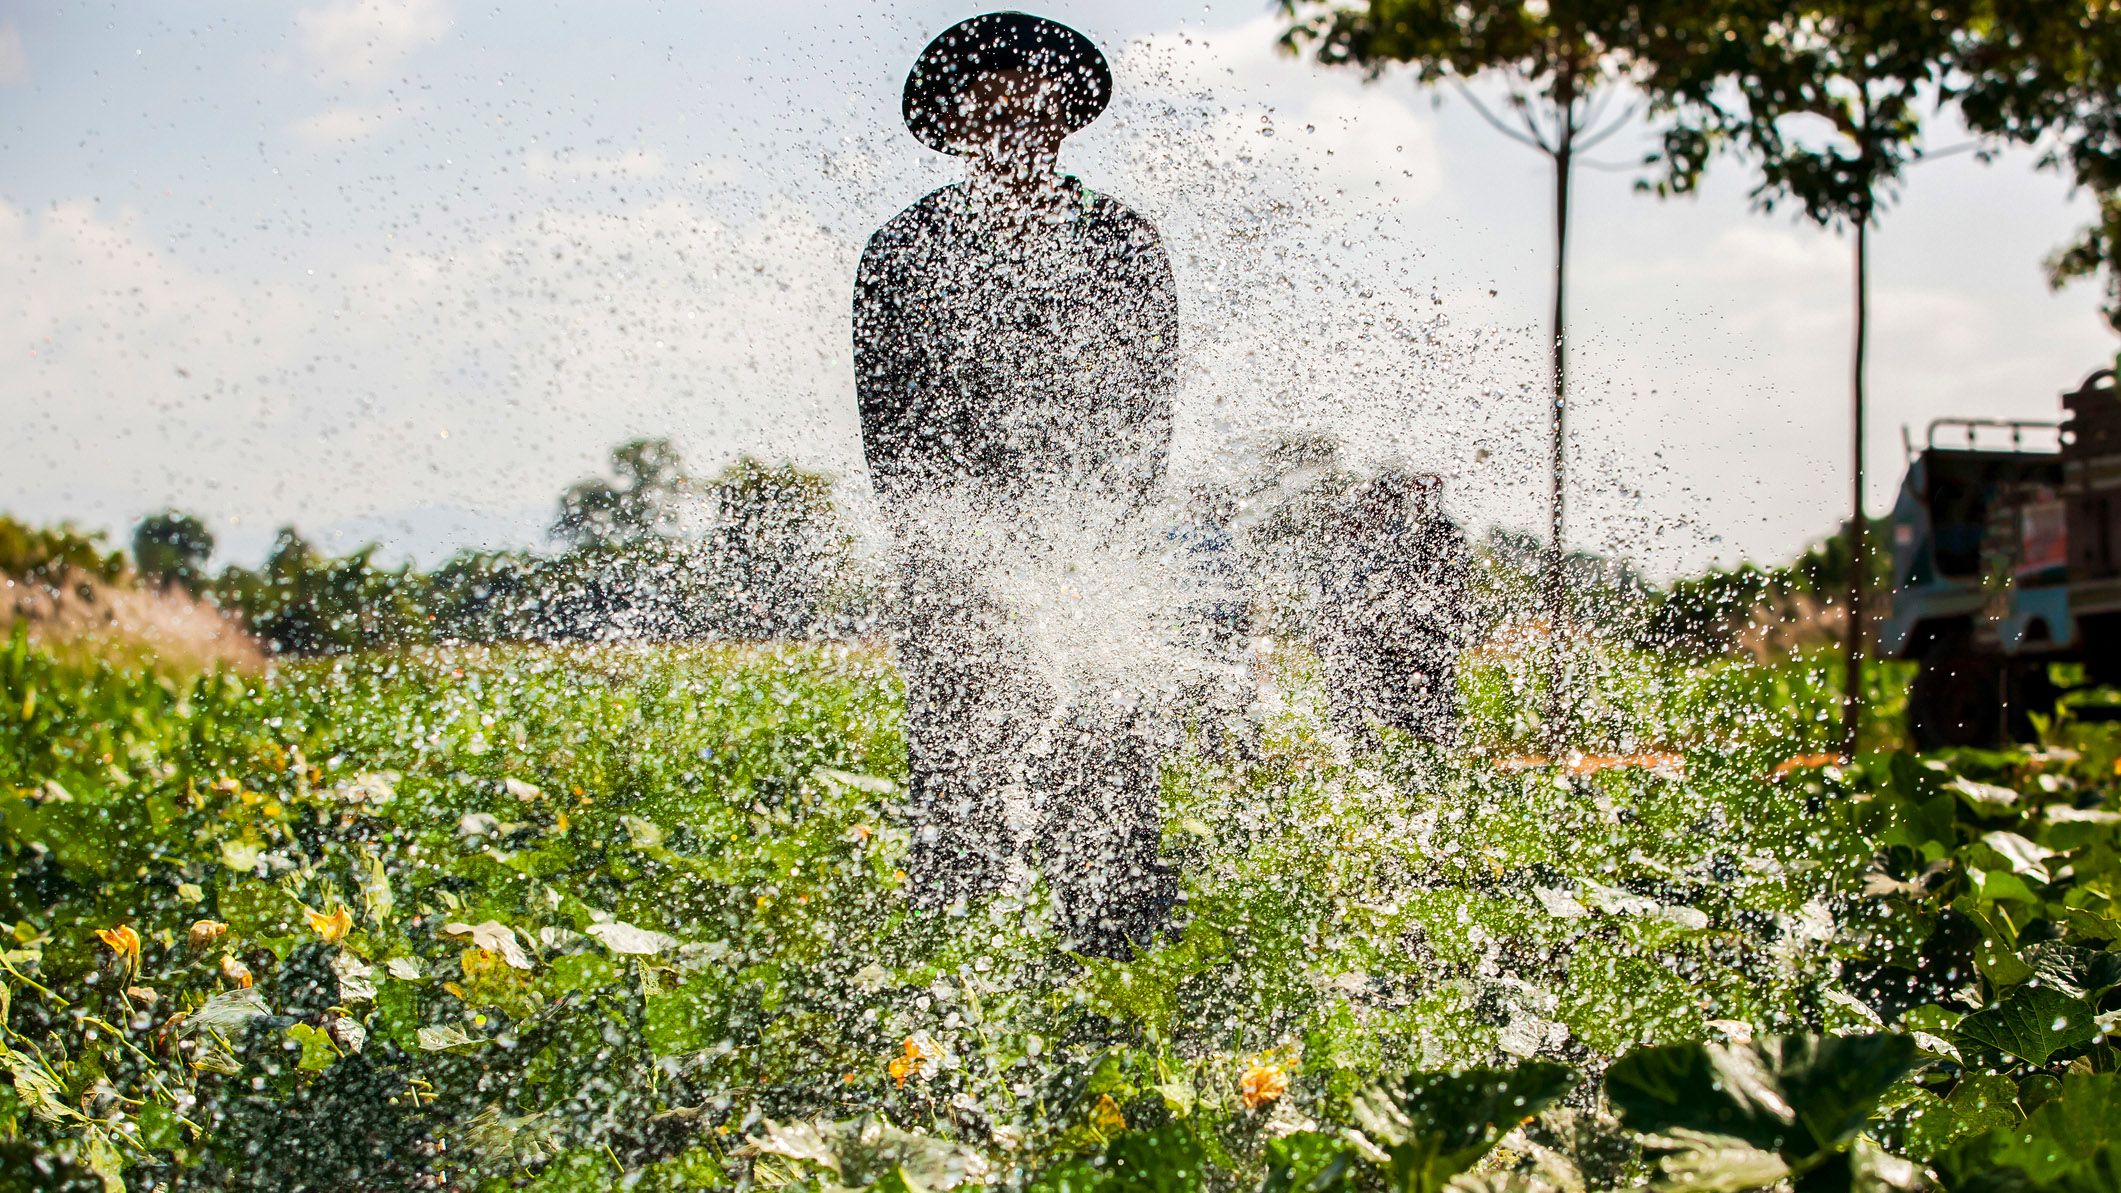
4, 630, 2120, 1190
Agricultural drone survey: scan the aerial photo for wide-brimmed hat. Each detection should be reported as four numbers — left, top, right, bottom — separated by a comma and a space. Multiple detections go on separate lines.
902, 12, 1112, 155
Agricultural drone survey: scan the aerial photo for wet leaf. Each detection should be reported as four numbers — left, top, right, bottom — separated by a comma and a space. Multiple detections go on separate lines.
182, 987, 271, 1036
286, 1022, 340, 1071
440, 920, 533, 969
1606, 1034, 1915, 1166
2, 1048, 79, 1124
1638, 1129, 1791, 1193
417, 1023, 487, 1052
1950, 778, 2020, 810
332, 951, 377, 1004
585, 919, 677, 956
2019, 942, 2121, 1001
359, 850, 394, 924
1956, 986, 2098, 1065
1979, 830, 2052, 882
1347, 1062, 1574, 1193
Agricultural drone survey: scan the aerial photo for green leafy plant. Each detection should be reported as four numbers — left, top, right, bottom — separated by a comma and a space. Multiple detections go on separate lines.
1606, 1033, 1917, 1189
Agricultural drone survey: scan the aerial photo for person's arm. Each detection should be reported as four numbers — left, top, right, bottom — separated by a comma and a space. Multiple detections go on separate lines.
853, 226, 914, 498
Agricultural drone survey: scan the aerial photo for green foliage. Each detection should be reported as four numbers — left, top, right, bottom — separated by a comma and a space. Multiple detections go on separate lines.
702, 455, 861, 639
0, 516, 126, 586
1956, 3, 2121, 332
1937, 1073, 2121, 1191
175, 440, 872, 655
4, 626, 2121, 1189
1346, 1062, 1576, 1192
214, 527, 430, 655
1646, 517, 1892, 658
1642, 0, 1973, 230
1607, 1033, 1916, 1184
551, 436, 690, 550
1955, 985, 2098, 1066
1279, 0, 1698, 115
0, 632, 1863, 1189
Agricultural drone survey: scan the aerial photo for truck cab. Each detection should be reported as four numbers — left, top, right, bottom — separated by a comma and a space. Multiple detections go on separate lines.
1881, 368, 2120, 746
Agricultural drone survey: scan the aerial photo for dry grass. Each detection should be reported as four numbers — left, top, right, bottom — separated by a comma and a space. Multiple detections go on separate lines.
1, 570, 264, 674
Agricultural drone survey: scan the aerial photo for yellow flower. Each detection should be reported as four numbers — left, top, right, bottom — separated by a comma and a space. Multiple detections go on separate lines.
887, 1036, 935, 1088
1240, 1056, 1291, 1110
1089, 1093, 1128, 1135
188, 920, 229, 951
220, 954, 254, 988
96, 924, 141, 973
305, 905, 353, 944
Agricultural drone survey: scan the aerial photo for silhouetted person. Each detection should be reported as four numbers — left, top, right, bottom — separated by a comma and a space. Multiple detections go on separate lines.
1316, 471, 1470, 749
854, 12, 1179, 956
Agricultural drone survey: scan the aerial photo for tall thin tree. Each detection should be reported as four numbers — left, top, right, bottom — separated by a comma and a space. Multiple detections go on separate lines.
1643, 0, 1976, 758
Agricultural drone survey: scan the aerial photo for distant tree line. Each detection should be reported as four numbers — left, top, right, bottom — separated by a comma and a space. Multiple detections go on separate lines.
0, 519, 129, 588
4, 440, 871, 656
1644, 515, 1895, 658
3, 431, 1877, 662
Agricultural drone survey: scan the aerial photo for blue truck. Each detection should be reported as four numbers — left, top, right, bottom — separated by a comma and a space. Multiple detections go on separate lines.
1879, 367, 2121, 747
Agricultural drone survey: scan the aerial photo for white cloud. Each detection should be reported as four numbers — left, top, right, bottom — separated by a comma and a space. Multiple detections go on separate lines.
295, 0, 451, 83
293, 101, 407, 145
0, 22, 27, 87
1103, 17, 1444, 215
0, 196, 866, 562
526, 148, 667, 181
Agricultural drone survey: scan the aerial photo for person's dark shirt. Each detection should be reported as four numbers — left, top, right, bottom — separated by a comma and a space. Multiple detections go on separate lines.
854, 178, 1178, 509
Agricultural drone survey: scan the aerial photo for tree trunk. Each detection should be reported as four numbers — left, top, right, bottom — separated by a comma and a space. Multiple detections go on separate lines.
1544, 86, 1576, 751
1842, 214, 1870, 760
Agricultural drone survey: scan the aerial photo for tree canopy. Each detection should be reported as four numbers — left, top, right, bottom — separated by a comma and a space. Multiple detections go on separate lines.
1641, 0, 1975, 224
1955, 1, 2121, 332
132, 510, 215, 593
551, 437, 693, 550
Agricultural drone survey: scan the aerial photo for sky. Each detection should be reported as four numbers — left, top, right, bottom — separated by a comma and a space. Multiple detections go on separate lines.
2, 0, 2114, 578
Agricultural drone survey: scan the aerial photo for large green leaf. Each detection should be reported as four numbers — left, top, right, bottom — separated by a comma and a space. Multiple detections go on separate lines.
1348, 1062, 1575, 1193
1954, 986, 2098, 1065
1258, 1132, 1356, 1193
1606, 1033, 1916, 1166
2018, 942, 2121, 1001
1938, 1073, 2121, 1190
1100, 1126, 1211, 1192
746, 1116, 991, 1191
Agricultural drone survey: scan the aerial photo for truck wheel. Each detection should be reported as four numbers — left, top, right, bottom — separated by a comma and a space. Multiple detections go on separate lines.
1907, 634, 2004, 750
2002, 661, 2057, 744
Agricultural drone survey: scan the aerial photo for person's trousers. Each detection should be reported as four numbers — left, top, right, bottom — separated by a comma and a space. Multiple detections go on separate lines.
892, 541, 1175, 957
